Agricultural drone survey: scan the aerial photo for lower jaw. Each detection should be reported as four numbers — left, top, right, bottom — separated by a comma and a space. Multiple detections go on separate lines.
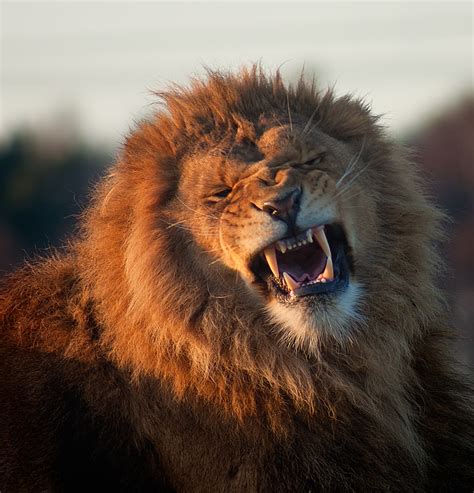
267, 248, 351, 304
270, 276, 348, 305
290, 274, 349, 298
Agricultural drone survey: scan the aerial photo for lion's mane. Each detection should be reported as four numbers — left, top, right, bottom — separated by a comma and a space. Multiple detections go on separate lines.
1, 67, 472, 491
80, 69, 440, 429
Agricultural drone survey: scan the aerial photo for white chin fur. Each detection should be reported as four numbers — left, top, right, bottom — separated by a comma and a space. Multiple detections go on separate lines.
266, 281, 365, 355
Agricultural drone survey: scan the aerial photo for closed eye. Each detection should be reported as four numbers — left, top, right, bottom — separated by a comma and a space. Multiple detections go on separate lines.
206, 187, 232, 203
303, 153, 326, 167
213, 188, 232, 198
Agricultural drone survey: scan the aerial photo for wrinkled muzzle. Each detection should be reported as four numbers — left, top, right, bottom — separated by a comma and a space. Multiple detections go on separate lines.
219, 165, 353, 303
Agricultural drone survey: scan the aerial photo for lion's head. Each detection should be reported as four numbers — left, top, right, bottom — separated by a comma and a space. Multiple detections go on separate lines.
79, 67, 443, 431
179, 117, 366, 351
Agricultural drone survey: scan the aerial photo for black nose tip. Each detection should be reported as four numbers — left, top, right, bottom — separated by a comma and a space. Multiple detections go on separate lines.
262, 188, 301, 225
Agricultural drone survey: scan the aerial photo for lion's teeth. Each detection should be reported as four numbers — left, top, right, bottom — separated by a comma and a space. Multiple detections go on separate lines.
276, 241, 287, 254
282, 272, 299, 292
306, 229, 313, 243
313, 227, 331, 259
322, 256, 334, 281
313, 226, 334, 281
263, 246, 279, 278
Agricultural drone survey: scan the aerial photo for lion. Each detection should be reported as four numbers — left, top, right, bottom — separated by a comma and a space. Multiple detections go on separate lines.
0, 67, 473, 492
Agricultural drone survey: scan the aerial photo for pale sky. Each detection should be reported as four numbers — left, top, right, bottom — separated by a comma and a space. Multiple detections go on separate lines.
1, 1, 473, 147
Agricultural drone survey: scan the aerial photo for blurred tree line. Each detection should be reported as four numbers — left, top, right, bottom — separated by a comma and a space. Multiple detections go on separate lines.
0, 98, 473, 364
0, 128, 111, 270
409, 96, 474, 365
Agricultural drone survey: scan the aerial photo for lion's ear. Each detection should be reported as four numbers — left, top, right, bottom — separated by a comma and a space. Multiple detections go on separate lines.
232, 114, 257, 144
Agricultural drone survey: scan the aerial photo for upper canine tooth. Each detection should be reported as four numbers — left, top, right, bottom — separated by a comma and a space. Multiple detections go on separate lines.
306, 229, 313, 243
313, 226, 334, 280
263, 246, 279, 278
313, 227, 331, 259
282, 272, 300, 292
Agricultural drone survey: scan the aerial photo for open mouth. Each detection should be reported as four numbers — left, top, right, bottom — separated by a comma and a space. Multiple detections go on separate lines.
250, 224, 352, 302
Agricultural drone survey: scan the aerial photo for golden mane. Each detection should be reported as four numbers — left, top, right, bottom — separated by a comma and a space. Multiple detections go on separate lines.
75, 67, 443, 445
2, 66, 473, 491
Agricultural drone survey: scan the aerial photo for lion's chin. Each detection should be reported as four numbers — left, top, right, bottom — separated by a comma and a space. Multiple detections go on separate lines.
266, 280, 364, 351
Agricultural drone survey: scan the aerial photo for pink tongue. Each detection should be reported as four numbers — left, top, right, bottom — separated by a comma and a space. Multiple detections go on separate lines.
292, 257, 326, 283
278, 248, 327, 284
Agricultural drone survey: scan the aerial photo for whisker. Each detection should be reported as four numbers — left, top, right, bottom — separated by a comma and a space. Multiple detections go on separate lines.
163, 219, 188, 229
303, 117, 323, 139
159, 221, 219, 237
208, 258, 222, 266
205, 247, 224, 254
176, 197, 219, 220
336, 155, 357, 189
340, 204, 366, 209
339, 190, 365, 203
336, 136, 366, 189
160, 218, 216, 230
302, 101, 322, 136
286, 92, 293, 134
334, 161, 371, 200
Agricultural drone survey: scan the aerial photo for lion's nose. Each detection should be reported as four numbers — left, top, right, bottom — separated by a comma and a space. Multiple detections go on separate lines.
260, 188, 301, 228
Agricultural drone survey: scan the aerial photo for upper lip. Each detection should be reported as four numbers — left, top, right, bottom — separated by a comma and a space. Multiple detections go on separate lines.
258, 225, 335, 295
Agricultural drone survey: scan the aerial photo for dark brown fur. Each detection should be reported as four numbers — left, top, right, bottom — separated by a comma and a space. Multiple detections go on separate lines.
1, 67, 473, 492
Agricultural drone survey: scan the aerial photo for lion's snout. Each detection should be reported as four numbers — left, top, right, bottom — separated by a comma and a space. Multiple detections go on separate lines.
251, 187, 302, 232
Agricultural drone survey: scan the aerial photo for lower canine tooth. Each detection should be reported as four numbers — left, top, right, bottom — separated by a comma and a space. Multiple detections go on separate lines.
322, 256, 334, 281
263, 246, 279, 278
277, 241, 287, 254
282, 272, 300, 292
313, 226, 331, 258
